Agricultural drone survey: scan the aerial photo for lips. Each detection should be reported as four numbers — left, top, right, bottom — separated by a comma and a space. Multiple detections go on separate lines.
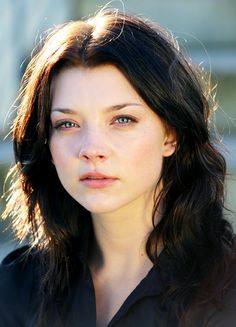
80, 171, 118, 189
80, 171, 117, 181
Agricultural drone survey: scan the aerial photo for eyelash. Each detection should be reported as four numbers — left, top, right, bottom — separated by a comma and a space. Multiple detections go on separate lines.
113, 115, 137, 125
52, 115, 137, 130
53, 121, 79, 129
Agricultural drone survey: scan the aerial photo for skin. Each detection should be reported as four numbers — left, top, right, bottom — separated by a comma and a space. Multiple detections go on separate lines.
49, 64, 176, 326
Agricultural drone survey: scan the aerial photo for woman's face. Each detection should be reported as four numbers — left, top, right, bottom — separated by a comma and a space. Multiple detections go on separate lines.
49, 65, 175, 215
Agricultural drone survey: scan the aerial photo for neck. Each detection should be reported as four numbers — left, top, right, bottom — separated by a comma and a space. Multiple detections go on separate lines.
88, 195, 159, 274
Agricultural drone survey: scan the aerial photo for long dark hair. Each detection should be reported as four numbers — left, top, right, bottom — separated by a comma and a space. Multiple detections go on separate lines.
3, 8, 235, 326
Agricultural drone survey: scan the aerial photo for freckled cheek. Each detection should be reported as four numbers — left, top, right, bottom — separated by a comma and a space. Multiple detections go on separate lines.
49, 138, 76, 168
121, 138, 164, 173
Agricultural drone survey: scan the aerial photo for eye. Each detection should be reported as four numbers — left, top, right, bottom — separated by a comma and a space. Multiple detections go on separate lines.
53, 120, 79, 129
113, 116, 137, 125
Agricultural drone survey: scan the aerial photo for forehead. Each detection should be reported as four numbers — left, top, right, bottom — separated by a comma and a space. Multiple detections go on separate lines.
49, 64, 171, 136
50, 64, 144, 109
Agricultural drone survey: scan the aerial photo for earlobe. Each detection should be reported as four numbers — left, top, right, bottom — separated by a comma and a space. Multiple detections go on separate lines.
163, 133, 177, 157
163, 141, 177, 157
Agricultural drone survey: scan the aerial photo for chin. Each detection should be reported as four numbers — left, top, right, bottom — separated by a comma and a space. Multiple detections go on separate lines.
79, 201, 125, 215
84, 206, 119, 215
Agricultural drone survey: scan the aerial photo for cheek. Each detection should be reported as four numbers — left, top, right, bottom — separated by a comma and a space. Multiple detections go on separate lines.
49, 144, 77, 194
49, 139, 74, 172
141, 144, 163, 176
121, 136, 164, 177
49, 141, 61, 166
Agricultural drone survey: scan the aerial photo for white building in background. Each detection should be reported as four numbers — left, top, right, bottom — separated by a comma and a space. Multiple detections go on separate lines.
0, 0, 72, 136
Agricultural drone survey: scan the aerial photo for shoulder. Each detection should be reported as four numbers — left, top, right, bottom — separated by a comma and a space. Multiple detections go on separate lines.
0, 244, 38, 279
205, 280, 236, 327
200, 239, 236, 326
190, 266, 236, 327
0, 245, 41, 325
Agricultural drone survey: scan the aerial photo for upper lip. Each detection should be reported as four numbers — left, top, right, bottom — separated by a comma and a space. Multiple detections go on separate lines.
80, 171, 117, 180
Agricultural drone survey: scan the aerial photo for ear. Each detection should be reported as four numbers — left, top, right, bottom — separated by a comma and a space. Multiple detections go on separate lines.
162, 129, 177, 157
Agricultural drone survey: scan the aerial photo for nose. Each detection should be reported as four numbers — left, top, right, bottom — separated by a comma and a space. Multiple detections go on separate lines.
78, 128, 109, 163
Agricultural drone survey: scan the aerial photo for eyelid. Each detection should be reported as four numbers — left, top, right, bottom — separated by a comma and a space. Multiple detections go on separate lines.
52, 119, 79, 129
51, 114, 138, 129
112, 115, 138, 124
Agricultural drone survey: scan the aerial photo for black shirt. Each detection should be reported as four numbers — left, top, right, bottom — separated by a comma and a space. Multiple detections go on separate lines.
0, 222, 236, 326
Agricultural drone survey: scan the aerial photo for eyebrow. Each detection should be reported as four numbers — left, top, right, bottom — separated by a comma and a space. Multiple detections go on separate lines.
51, 103, 143, 114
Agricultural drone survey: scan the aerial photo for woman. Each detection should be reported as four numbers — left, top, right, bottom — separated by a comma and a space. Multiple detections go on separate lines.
0, 8, 235, 327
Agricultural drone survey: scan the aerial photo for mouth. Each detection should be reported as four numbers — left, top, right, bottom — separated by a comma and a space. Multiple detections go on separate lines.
82, 176, 110, 180
80, 172, 118, 188
80, 171, 117, 181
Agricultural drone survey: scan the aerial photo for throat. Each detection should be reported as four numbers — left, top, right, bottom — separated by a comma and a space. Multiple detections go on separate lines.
91, 258, 153, 327
88, 234, 152, 278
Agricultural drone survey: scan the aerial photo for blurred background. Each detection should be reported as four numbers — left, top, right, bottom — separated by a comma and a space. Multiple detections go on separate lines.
0, 0, 236, 260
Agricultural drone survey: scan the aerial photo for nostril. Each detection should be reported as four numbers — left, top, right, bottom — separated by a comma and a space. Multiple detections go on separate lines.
79, 150, 107, 161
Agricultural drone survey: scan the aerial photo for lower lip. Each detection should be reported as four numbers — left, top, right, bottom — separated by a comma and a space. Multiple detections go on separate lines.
81, 178, 117, 189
